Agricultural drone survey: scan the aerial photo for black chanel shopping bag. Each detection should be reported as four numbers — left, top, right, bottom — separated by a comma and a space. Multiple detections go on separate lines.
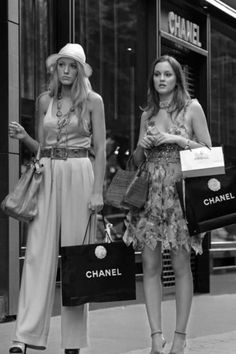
61, 216, 136, 306
176, 166, 236, 235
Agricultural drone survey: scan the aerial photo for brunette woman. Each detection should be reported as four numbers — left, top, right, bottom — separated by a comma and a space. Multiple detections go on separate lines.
124, 55, 211, 354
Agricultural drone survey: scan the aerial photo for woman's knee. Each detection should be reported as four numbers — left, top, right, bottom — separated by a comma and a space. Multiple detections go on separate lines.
171, 250, 191, 277
142, 246, 162, 277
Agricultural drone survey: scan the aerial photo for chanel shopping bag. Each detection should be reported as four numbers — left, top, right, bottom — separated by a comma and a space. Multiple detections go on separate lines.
176, 166, 236, 235
61, 216, 136, 306
180, 146, 225, 178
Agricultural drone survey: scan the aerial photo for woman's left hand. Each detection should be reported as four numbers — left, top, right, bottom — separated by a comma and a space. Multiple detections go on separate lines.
154, 131, 177, 146
88, 193, 104, 213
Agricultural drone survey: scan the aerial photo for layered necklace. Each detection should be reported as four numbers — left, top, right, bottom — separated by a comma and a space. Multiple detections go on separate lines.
56, 94, 75, 143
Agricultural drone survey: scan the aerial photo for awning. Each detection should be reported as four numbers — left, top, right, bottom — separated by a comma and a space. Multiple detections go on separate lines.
205, 0, 236, 18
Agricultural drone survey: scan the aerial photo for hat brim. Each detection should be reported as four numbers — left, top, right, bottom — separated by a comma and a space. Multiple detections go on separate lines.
46, 53, 92, 77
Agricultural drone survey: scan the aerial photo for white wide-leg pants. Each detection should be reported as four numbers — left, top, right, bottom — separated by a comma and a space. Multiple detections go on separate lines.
13, 157, 96, 349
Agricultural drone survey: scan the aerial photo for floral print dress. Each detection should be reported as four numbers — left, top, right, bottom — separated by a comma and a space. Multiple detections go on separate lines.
123, 100, 204, 254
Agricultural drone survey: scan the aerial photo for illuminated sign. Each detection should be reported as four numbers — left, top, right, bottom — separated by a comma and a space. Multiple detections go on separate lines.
168, 11, 202, 47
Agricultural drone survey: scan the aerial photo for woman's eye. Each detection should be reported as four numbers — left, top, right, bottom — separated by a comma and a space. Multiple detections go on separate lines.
70, 64, 77, 70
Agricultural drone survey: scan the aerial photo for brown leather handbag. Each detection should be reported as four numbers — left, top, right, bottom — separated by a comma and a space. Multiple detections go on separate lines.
1, 147, 44, 222
122, 161, 149, 209
105, 157, 137, 209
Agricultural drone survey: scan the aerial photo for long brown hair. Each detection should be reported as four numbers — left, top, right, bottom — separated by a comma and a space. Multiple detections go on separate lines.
144, 55, 190, 119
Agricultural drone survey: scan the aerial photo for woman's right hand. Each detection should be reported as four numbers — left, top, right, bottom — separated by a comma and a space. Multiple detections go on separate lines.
9, 122, 27, 140
138, 135, 156, 149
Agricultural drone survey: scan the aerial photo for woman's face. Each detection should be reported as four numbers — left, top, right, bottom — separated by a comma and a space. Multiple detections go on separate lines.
153, 61, 177, 97
57, 57, 78, 86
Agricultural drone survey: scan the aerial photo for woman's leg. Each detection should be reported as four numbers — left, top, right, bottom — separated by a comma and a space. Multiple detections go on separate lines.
170, 248, 193, 351
60, 158, 94, 349
142, 243, 165, 352
12, 158, 60, 349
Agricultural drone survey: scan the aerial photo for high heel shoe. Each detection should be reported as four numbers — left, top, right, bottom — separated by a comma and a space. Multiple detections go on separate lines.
150, 331, 166, 354
169, 331, 186, 354
64, 350, 80, 354
9, 342, 26, 354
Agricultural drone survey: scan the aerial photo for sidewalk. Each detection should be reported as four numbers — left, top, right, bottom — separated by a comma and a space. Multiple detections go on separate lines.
0, 293, 236, 354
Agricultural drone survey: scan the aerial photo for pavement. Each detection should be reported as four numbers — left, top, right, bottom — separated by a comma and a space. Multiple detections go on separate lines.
1, 292, 236, 354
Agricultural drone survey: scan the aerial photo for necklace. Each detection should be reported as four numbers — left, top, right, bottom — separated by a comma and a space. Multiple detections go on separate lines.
159, 100, 172, 110
56, 95, 75, 143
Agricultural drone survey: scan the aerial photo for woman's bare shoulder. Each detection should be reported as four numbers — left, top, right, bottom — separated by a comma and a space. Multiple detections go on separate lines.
37, 91, 51, 113
88, 90, 103, 104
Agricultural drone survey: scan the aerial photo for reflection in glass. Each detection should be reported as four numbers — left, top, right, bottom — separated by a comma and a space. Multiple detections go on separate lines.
75, 0, 138, 200
211, 23, 236, 244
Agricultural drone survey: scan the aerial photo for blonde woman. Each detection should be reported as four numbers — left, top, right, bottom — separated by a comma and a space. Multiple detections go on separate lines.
9, 43, 106, 354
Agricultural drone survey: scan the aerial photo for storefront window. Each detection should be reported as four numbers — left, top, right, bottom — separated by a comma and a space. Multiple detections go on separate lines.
211, 20, 236, 244
20, 0, 54, 260
75, 0, 138, 198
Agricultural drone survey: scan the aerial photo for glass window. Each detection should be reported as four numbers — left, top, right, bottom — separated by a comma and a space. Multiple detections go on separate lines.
210, 20, 236, 244
20, 0, 54, 260
74, 0, 139, 203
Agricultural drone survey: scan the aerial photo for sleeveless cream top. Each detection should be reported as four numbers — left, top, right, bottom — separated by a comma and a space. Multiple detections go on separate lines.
43, 99, 92, 149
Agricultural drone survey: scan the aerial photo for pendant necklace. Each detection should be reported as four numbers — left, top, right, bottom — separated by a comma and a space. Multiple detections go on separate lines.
56, 94, 75, 143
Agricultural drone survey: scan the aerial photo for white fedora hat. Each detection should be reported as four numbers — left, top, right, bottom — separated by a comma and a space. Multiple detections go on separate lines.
46, 43, 92, 77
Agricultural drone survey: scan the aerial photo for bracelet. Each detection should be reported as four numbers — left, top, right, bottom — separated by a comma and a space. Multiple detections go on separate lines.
184, 139, 190, 150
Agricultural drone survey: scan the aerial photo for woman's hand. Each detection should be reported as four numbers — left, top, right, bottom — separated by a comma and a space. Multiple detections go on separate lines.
153, 131, 177, 146
9, 122, 27, 140
138, 135, 156, 149
88, 193, 104, 213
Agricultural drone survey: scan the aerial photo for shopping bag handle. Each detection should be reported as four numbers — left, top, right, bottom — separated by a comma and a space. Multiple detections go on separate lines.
82, 213, 93, 245
82, 211, 113, 245
198, 141, 211, 150
101, 210, 113, 243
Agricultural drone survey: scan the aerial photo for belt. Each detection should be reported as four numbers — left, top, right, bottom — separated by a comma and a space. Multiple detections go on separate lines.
41, 147, 88, 160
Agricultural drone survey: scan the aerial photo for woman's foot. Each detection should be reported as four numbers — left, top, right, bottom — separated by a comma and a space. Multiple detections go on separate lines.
64, 350, 80, 354
9, 342, 26, 354
150, 331, 166, 354
169, 331, 186, 354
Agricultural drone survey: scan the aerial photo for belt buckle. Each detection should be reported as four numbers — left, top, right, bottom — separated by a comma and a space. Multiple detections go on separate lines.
51, 147, 68, 160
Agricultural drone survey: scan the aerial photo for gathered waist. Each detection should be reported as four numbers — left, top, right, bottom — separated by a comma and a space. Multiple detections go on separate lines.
146, 144, 180, 163
41, 147, 88, 160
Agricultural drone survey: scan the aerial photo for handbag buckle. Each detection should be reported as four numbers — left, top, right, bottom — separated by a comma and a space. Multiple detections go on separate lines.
51, 147, 68, 160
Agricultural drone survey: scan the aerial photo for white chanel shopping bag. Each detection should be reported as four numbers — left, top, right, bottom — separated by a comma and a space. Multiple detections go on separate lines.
180, 146, 225, 178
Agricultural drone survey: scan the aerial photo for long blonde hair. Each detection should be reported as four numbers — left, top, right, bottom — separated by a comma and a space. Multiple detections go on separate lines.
48, 61, 92, 123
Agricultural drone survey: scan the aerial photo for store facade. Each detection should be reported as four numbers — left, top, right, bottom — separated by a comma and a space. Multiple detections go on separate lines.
1, 0, 236, 318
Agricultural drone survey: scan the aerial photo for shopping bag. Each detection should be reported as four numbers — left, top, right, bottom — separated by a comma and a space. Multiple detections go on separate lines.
61, 215, 136, 306
176, 166, 236, 235
1, 147, 43, 222
179, 146, 225, 178
122, 162, 149, 209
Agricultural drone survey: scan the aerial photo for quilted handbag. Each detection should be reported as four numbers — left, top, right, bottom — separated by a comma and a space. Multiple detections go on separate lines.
105, 157, 137, 209
122, 162, 149, 209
